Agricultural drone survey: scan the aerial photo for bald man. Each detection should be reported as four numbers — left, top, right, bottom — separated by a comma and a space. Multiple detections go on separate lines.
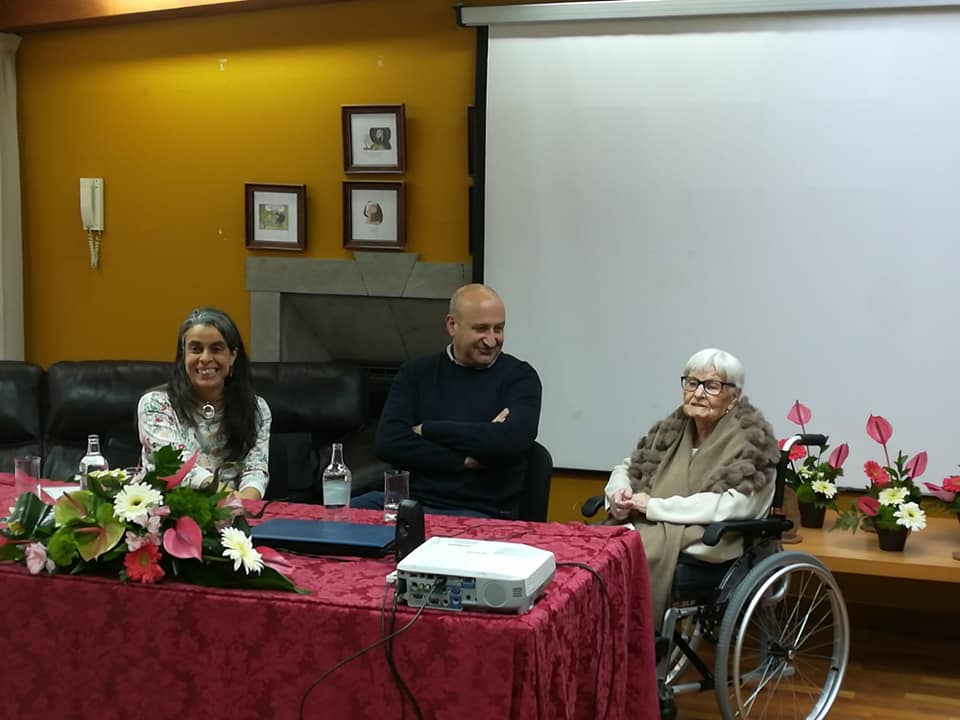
357, 284, 542, 518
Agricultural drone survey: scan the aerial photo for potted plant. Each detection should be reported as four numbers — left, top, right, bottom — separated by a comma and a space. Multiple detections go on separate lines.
834, 414, 927, 551
781, 401, 847, 528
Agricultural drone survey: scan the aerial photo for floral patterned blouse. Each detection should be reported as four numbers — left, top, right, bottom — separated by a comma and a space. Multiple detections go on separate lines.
137, 390, 271, 497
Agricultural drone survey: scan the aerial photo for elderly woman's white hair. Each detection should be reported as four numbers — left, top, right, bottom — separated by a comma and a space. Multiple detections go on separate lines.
684, 348, 744, 389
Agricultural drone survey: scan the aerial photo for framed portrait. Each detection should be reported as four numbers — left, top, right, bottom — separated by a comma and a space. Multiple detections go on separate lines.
343, 181, 406, 251
245, 183, 306, 251
342, 105, 406, 173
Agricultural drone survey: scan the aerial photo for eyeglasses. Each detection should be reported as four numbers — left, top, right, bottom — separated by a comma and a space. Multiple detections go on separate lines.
681, 376, 736, 396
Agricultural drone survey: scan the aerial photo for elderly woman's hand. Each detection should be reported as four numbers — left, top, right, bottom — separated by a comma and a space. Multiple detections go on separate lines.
610, 487, 635, 520
610, 488, 650, 519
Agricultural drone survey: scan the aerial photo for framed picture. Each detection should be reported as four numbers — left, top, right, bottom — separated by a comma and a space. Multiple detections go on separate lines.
342, 105, 406, 173
245, 183, 306, 251
343, 181, 406, 251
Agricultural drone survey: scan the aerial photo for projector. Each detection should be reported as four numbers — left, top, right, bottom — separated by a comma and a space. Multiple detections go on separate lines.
396, 536, 555, 614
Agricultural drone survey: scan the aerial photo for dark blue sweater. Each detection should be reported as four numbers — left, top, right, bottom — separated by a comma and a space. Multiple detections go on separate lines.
374, 350, 542, 518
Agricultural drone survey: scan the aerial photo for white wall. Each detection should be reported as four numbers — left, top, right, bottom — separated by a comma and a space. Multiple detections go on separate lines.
483, 10, 960, 486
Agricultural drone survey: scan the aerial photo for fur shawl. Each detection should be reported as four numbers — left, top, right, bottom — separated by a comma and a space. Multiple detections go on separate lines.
626, 396, 779, 497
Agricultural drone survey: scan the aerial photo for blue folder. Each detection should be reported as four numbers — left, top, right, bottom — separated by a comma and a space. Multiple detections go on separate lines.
250, 518, 395, 558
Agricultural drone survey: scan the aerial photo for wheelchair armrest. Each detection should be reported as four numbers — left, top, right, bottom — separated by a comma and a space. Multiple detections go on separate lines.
702, 516, 793, 546
581, 495, 606, 518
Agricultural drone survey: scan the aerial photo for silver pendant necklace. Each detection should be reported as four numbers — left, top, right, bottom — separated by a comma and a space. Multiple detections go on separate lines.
201, 403, 216, 420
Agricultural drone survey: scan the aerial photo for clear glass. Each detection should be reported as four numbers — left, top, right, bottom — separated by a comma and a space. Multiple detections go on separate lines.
680, 376, 734, 396
322, 442, 352, 520
383, 469, 410, 523
14, 455, 42, 498
78, 433, 109, 490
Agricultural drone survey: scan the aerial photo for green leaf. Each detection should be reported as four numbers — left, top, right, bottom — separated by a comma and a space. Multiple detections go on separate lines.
54, 490, 96, 525
795, 485, 816, 504
74, 504, 125, 561
0, 544, 22, 561
174, 560, 302, 593
4, 492, 55, 539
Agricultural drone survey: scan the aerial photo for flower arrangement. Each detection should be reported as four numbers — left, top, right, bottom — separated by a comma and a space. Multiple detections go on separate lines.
834, 414, 927, 533
923, 472, 960, 516
781, 401, 848, 510
0, 446, 299, 591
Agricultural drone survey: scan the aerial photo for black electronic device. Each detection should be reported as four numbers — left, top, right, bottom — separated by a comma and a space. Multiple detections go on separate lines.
250, 518, 395, 557
394, 499, 425, 562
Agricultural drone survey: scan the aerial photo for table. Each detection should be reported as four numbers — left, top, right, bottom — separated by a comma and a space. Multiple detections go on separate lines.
794, 512, 960, 583
0, 477, 657, 720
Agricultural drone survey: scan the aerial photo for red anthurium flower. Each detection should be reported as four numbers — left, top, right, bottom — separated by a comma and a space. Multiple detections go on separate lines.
827, 443, 849, 469
856, 496, 880, 517
943, 476, 960, 493
864, 461, 890, 487
905, 451, 928, 480
786, 401, 812, 429
924, 482, 956, 503
257, 546, 294, 576
124, 544, 165, 584
162, 515, 203, 560
160, 450, 199, 490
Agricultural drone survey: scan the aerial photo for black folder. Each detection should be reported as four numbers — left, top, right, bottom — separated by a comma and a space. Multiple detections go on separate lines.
250, 518, 395, 558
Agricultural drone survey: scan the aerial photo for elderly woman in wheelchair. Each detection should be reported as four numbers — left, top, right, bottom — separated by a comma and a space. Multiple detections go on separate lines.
588, 348, 850, 720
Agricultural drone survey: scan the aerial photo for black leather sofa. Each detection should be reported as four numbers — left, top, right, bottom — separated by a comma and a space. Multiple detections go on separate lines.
0, 360, 387, 501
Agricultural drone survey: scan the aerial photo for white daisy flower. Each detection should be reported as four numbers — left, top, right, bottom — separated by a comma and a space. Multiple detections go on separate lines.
811, 480, 837, 499
220, 527, 264, 575
113, 482, 164, 522
878, 486, 908, 507
894, 502, 926, 531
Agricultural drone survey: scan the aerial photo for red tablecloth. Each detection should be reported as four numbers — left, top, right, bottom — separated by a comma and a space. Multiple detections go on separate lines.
0, 476, 657, 720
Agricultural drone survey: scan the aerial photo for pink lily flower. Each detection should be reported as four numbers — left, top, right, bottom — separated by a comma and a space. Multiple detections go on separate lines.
786, 401, 812, 432
827, 443, 849, 469
856, 496, 880, 517
162, 515, 203, 560
905, 452, 928, 480
923, 482, 956, 503
865, 415, 893, 467
159, 450, 199, 490
257, 546, 295, 576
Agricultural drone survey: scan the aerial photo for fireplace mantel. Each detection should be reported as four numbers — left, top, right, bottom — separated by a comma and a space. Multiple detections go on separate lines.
246, 255, 471, 364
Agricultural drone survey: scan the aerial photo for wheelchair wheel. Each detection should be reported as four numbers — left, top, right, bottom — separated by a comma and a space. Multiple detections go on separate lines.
714, 552, 849, 720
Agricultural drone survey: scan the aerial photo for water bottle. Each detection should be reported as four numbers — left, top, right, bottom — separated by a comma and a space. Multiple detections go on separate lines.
322, 443, 352, 519
78, 434, 109, 490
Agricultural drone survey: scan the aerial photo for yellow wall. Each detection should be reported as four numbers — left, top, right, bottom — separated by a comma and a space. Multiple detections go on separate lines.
18, 0, 475, 366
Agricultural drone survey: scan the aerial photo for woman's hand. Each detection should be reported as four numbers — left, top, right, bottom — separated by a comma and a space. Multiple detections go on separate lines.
610, 488, 650, 519
235, 487, 262, 501
610, 487, 635, 520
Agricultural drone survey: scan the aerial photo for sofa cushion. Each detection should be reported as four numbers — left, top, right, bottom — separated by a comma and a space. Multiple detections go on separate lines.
44, 361, 171, 480
0, 361, 44, 473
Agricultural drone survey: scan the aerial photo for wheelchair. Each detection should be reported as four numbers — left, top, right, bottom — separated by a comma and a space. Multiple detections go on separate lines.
582, 433, 850, 720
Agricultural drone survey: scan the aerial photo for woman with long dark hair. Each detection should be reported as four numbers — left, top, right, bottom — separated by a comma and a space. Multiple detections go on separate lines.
138, 307, 271, 499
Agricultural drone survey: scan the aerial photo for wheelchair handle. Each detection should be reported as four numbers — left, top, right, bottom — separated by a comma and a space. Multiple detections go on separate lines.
774, 433, 828, 509
781, 433, 828, 453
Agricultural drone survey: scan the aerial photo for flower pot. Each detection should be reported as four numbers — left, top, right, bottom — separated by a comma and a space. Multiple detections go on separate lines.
797, 501, 826, 529
875, 525, 909, 552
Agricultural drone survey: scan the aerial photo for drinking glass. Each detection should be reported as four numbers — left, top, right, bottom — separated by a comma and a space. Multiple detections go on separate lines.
383, 469, 410, 523
14, 455, 42, 498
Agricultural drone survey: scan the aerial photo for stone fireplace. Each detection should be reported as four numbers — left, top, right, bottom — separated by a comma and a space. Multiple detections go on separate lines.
246, 254, 472, 366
